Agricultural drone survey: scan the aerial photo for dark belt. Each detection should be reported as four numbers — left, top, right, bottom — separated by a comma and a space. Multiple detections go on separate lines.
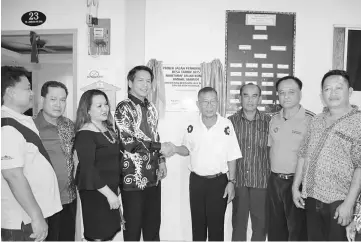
192, 172, 224, 179
272, 172, 294, 180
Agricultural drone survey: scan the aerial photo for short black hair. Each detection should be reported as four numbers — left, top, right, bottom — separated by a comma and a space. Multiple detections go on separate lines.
276, 76, 303, 91
321, 70, 351, 89
127, 66, 154, 91
1, 66, 30, 105
198, 86, 217, 99
239, 83, 262, 96
41, 81, 68, 97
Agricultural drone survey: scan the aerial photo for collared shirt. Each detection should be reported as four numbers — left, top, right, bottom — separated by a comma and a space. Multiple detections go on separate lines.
128, 94, 154, 141
299, 105, 361, 204
228, 109, 271, 188
1, 105, 62, 229
268, 106, 314, 174
34, 112, 71, 205
115, 94, 162, 190
182, 113, 242, 176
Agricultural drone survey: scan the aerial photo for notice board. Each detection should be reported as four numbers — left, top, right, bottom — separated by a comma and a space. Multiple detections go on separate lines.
225, 11, 296, 115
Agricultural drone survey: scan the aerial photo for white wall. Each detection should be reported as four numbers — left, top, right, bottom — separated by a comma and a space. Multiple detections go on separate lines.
2, 0, 361, 241
144, 0, 361, 241
1, 0, 129, 240
1, 0, 128, 110
145, 0, 361, 113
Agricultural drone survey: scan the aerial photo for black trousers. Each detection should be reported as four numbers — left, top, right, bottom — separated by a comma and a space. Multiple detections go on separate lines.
121, 184, 161, 241
46, 199, 77, 241
189, 172, 228, 241
232, 186, 267, 241
305, 197, 347, 241
267, 172, 307, 241
1, 223, 34, 241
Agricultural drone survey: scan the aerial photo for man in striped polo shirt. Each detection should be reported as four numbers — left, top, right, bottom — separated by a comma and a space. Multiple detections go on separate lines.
229, 83, 271, 241
267, 76, 314, 241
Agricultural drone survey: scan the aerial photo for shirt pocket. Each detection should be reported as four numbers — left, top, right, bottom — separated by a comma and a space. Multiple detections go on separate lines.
333, 131, 353, 154
256, 126, 268, 148
289, 129, 305, 152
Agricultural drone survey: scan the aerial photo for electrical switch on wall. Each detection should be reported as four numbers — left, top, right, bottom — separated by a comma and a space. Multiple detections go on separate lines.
88, 18, 110, 55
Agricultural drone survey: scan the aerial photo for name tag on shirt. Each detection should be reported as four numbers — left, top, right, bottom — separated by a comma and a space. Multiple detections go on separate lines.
292, 130, 302, 135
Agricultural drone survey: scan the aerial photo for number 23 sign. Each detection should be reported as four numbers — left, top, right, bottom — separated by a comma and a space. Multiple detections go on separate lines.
21, 11, 46, 26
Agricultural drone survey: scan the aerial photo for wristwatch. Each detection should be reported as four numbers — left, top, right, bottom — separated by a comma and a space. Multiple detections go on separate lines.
228, 179, 236, 184
159, 156, 166, 164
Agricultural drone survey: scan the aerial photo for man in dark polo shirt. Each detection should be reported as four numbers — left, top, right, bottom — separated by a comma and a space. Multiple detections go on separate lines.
228, 83, 271, 241
33, 81, 77, 241
267, 76, 314, 241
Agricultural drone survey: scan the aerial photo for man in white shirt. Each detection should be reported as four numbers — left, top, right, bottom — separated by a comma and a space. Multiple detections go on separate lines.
164, 87, 242, 241
1, 66, 62, 241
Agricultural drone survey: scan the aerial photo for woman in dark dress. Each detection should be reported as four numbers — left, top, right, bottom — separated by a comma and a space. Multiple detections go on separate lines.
74, 89, 123, 241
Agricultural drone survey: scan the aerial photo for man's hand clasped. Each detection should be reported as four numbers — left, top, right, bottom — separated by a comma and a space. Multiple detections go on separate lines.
160, 142, 176, 157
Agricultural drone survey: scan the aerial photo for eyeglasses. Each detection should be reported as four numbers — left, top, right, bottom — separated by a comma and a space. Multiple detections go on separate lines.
200, 100, 218, 107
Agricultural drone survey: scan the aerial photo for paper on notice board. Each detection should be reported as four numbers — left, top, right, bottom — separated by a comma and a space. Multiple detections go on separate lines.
253, 35, 268, 40
254, 54, 267, 59
230, 99, 240, 104
239, 45, 252, 50
271, 46, 287, 51
262, 64, 273, 68
230, 63, 243, 68
255, 26, 267, 30
230, 72, 242, 76
246, 14, 276, 26
230, 89, 240, 94
277, 64, 289, 69
262, 73, 274, 78
245, 72, 258, 77
230, 81, 243, 86
262, 91, 273, 95
277, 73, 289, 78
262, 82, 274, 86
246, 63, 258, 68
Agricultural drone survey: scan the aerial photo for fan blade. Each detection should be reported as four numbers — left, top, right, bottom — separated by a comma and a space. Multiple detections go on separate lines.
39, 47, 57, 53
2, 41, 32, 48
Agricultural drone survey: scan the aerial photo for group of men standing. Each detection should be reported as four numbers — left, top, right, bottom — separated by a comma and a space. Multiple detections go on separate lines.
230, 70, 361, 241
1, 66, 76, 241
163, 69, 360, 241
1, 65, 360, 242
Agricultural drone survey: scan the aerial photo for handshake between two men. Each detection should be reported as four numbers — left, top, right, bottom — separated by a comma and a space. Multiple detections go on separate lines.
160, 142, 177, 158
159, 142, 190, 158
156, 142, 187, 184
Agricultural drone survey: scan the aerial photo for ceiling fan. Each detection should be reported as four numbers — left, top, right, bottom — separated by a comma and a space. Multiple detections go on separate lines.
29, 31, 57, 63
2, 31, 57, 63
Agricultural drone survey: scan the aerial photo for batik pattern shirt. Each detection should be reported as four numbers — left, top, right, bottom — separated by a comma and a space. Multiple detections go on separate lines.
299, 105, 361, 203
114, 94, 162, 191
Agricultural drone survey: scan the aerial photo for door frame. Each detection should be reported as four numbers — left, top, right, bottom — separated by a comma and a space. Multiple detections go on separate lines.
1, 29, 78, 119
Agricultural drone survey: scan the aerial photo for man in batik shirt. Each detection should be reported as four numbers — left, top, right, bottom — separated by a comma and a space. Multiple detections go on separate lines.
293, 70, 361, 241
114, 65, 170, 241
